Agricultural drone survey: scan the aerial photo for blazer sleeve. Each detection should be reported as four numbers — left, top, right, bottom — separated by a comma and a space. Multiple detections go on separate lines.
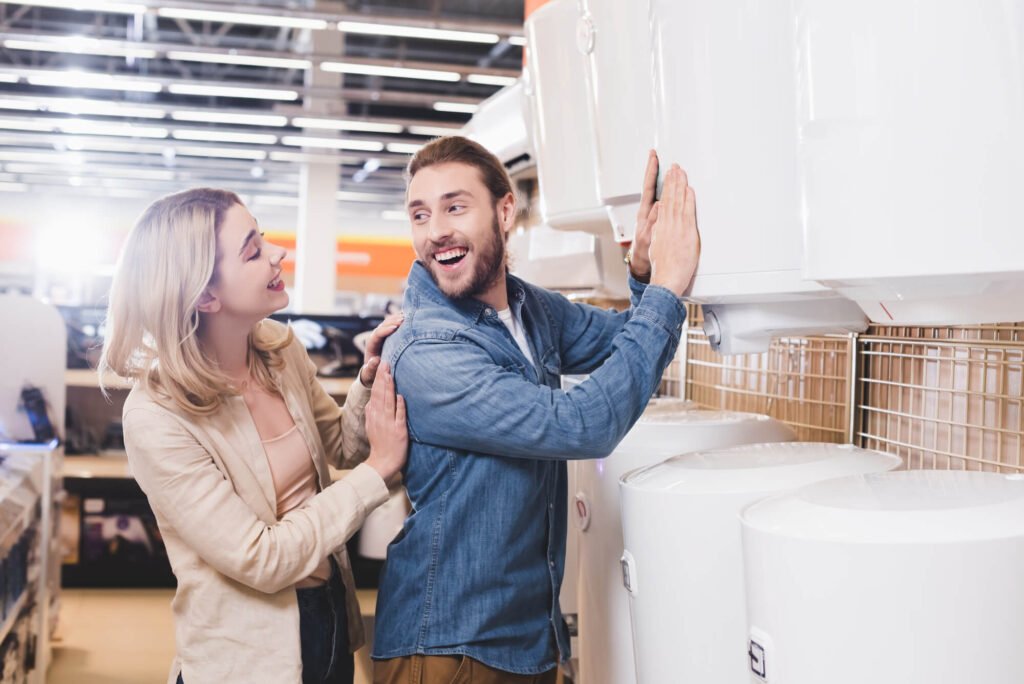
123, 406, 388, 594
297, 340, 372, 470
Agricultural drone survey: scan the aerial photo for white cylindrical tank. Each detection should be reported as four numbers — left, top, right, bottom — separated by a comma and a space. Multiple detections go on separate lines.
577, 0, 656, 243
741, 470, 1024, 684
619, 443, 901, 684
576, 409, 796, 684
524, 0, 609, 235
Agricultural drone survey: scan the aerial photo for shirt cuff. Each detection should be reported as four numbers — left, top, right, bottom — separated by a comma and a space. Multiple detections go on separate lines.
635, 284, 688, 338
346, 371, 371, 408
343, 463, 390, 512
627, 273, 649, 308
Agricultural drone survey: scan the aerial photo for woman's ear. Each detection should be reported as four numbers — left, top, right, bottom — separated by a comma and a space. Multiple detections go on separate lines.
196, 288, 221, 314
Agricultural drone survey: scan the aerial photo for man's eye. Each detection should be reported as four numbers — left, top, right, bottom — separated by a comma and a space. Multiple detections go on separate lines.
448, 204, 464, 213
413, 212, 428, 221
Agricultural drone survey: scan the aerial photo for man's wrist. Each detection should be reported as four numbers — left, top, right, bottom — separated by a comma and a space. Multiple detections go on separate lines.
625, 246, 652, 283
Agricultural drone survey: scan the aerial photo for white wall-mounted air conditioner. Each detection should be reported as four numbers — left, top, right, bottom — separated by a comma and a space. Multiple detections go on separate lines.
461, 79, 535, 177
507, 224, 628, 298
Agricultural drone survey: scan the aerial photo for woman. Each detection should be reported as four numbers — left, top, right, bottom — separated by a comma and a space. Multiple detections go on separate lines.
99, 188, 407, 684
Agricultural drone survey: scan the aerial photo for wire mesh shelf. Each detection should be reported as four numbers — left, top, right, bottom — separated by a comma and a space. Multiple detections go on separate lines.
683, 306, 853, 442
856, 330, 1024, 473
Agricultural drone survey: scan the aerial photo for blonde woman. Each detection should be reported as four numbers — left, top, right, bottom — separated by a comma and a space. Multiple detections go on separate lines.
100, 188, 407, 684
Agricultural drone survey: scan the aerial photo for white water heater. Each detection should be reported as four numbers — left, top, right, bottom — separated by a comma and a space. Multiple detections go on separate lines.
648, 0, 867, 353
797, 1, 1024, 325
577, 0, 655, 243
742, 470, 1024, 684
524, 0, 609, 236
619, 443, 900, 684
575, 409, 796, 684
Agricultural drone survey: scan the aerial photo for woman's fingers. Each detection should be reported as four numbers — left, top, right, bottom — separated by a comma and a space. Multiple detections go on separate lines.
395, 394, 406, 428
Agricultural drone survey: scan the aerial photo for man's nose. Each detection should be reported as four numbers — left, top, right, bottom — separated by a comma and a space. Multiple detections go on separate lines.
427, 215, 454, 243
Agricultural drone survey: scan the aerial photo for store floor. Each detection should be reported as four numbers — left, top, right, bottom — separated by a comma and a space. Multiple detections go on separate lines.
49, 589, 377, 683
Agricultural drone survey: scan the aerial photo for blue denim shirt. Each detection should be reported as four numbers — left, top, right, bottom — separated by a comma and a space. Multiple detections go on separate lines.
372, 261, 686, 674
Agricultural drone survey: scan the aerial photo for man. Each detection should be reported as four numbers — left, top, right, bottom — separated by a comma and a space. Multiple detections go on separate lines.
373, 136, 700, 683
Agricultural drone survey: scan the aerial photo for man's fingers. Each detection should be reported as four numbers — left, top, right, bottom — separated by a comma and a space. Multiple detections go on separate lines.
638, 149, 659, 214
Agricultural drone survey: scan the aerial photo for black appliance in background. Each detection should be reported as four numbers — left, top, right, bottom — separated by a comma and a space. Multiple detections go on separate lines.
61, 477, 176, 588
269, 313, 385, 378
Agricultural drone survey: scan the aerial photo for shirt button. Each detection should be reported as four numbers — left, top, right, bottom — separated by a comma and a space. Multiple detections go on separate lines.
484, 308, 494, 316
549, 560, 555, 568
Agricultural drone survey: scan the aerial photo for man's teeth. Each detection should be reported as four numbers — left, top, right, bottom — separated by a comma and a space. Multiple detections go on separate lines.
435, 248, 467, 263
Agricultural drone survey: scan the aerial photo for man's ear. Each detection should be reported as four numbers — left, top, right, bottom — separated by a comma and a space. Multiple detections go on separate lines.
498, 191, 516, 232
196, 288, 221, 314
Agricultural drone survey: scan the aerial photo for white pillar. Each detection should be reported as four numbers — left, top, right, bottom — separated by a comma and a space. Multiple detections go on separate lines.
293, 23, 342, 313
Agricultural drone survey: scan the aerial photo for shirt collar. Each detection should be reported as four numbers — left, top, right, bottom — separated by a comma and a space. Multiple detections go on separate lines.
405, 260, 529, 324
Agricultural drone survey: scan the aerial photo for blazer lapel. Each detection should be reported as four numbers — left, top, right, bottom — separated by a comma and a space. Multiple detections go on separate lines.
223, 395, 280, 519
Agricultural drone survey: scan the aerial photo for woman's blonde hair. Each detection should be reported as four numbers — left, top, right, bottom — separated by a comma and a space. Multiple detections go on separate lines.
99, 188, 292, 415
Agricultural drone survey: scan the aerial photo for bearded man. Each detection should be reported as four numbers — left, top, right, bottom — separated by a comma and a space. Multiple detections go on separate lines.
372, 136, 700, 684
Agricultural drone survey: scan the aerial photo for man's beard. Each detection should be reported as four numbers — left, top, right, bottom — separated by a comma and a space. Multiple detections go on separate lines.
428, 214, 505, 300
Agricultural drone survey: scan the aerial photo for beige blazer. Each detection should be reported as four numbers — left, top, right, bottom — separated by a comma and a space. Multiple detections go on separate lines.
122, 320, 389, 684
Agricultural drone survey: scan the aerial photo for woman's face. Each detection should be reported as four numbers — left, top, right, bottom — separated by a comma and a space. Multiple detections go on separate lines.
204, 203, 289, 323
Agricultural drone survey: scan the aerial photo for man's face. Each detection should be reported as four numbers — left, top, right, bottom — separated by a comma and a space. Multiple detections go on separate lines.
406, 161, 509, 300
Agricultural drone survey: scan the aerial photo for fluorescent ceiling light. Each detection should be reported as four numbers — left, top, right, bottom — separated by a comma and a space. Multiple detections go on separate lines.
3, 38, 156, 59
166, 51, 312, 70
171, 110, 287, 127
507, 36, 527, 47
175, 146, 268, 161
47, 98, 165, 118
0, 74, 18, 84
320, 61, 460, 83
0, 182, 28, 192
337, 20, 498, 44
2, 1, 145, 14
281, 136, 384, 152
0, 99, 40, 111
157, 8, 328, 30
168, 84, 298, 101
385, 142, 422, 154
172, 129, 277, 145
380, 209, 408, 221
5, 162, 175, 180
337, 190, 396, 203
269, 150, 339, 164
0, 118, 56, 132
0, 151, 84, 164
433, 101, 478, 114
406, 125, 460, 137
292, 117, 402, 134
58, 119, 168, 138
26, 70, 161, 93
466, 73, 517, 87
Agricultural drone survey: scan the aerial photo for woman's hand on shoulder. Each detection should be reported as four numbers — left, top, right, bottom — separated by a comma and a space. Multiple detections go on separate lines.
364, 361, 408, 485
359, 313, 404, 386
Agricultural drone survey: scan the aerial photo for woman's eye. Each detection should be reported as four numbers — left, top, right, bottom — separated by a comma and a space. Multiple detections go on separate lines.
248, 248, 262, 261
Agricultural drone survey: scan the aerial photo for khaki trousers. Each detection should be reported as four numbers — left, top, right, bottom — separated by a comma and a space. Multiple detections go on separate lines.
373, 655, 559, 684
